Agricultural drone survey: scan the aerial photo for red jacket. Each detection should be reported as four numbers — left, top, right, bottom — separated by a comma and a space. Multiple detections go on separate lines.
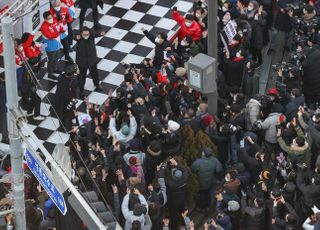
61, 0, 74, 7
22, 34, 41, 59
40, 19, 63, 39
172, 11, 202, 41
49, 7, 72, 25
15, 49, 27, 66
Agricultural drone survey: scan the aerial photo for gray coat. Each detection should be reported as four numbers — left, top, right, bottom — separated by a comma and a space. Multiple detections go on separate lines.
256, 112, 284, 144
245, 99, 261, 131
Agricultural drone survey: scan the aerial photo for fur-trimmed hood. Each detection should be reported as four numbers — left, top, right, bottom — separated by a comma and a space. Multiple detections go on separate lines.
290, 142, 309, 153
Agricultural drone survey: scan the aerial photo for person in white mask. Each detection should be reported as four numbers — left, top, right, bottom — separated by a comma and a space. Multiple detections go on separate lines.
141, 28, 171, 69
50, 0, 74, 63
40, 11, 65, 80
172, 7, 203, 42
75, 27, 105, 98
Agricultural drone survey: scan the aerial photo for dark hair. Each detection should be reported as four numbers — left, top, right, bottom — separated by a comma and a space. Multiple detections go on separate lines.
132, 220, 141, 230
291, 88, 301, 97
80, 26, 91, 33
43, 11, 51, 19
148, 202, 160, 217
159, 32, 168, 40
227, 170, 237, 180
255, 197, 264, 207
295, 136, 305, 147
286, 213, 296, 224
185, 14, 194, 21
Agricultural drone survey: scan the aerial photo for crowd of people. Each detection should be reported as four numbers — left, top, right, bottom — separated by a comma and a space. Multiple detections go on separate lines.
2, 0, 320, 229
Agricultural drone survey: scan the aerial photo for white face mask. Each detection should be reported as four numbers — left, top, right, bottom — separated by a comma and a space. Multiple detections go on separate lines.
48, 18, 54, 24
185, 21, 192, 27
155, 37, 161, 43
54, 6, 61, 11
248, 6, 253, 11
181, 40, 187, 46
236, 52, 241, 58
222, 6, 228, 12
18, 47, 23, 52
254, 14, 258, 20
225, 176, 230, 182
82, 35, 90, 40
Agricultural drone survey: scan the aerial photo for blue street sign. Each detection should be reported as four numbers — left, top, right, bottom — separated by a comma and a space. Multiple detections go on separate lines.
24, 149, 67, 215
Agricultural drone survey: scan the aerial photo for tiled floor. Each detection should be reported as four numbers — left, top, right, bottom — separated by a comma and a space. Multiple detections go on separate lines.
4, 0, 194, 152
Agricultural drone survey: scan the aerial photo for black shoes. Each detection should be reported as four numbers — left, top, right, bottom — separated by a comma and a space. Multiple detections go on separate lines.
95, 85, 103, 92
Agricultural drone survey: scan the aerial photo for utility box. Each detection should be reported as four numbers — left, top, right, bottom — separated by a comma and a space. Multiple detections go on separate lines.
186, 53, 217, 94
186, 53, 218, 115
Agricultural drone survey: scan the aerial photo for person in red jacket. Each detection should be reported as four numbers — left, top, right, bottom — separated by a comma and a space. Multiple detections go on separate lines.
40, 11, 65, 80
50, 0, 73, 63
21, 33, 41, 60
172, 7, 202, 42
61, 0, 75, 47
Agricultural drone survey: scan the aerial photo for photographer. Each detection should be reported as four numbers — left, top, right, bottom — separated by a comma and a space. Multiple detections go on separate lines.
285, 88, 305, 121
276, 118, 311, 167
271, 194, 299, 229
241, 191, 266, 230
297, 106, 320, 168
276, 68, 301, 103
163, 158, 188, 229
121, 187, 150, 230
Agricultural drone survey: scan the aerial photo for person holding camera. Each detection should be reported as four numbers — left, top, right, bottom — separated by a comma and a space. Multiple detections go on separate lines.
271, 193, 299, 229
163, 158, 188, 229
109, 110, 137, 145
241, 190, 267, 230
121, 187, 150, 230
277, 117, 311, 167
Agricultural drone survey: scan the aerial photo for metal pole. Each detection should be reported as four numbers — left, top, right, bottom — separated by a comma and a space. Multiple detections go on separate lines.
2, 16, 26, 230
207, 0, 218, 59
206, 1, 218, 115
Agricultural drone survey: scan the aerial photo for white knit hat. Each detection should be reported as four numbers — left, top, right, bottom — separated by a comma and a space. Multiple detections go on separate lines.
168, 120, 180, 132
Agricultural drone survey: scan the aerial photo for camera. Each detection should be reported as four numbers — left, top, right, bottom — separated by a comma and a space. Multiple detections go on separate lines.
161, 161, 169, 170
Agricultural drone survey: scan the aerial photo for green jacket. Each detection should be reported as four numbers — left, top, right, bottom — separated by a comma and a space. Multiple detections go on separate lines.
191, 156, 223, 190
277, 126, 311, 165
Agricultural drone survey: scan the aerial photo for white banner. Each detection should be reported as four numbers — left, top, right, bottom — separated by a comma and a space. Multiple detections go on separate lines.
224, 21, 237, 42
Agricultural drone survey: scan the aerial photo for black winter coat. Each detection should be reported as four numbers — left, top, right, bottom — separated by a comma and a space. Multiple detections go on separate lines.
75, 30, 102, 68
225, 58, 246, 87
143, 30, 171, 68
79, 0, 102, 9
302, 49, 320, 96
274, 0, 293, 32
249, 14, 266, 49
165, 164, 188, 206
